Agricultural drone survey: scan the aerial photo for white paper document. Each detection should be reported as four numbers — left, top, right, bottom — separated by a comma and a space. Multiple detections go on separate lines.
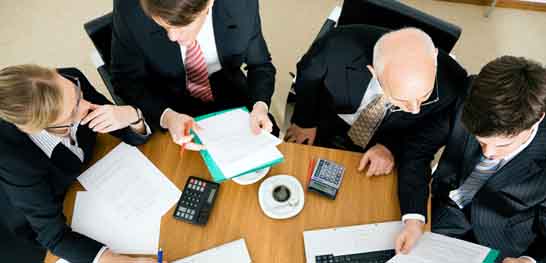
195, 108, 283, 178
78, 143, 181, 219
71, 143, 181, 255
387, 232, 497, 263
303, 221, 404, 263
173, 239, 252, 263
71, 191, 161, 255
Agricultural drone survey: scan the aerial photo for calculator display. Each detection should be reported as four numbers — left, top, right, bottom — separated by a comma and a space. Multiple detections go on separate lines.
207, 188, 217, 204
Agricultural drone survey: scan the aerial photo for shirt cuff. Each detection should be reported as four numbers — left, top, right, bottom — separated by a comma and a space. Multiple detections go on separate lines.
402, 213, 426, 224
160, 108, 174, 129
92, 246, 108, 263
520, 256, 536, 263
140, 121, 152, 136
253, 101, 269, 112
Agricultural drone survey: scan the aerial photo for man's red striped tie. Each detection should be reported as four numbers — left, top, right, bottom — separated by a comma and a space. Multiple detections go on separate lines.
185, 41, 214, 102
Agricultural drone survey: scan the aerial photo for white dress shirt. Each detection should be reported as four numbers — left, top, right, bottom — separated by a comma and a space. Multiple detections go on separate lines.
29, 123, 85, 161
179, 8, 222, 76
338, 77, 388, 125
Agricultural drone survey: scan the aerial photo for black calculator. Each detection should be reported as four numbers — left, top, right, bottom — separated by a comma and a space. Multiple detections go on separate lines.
173, 176, 220, 225
307, 158, 345, 199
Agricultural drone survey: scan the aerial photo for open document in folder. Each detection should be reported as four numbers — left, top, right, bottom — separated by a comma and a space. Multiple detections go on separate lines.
388, 232, 499, 263
192, 107, 284, 182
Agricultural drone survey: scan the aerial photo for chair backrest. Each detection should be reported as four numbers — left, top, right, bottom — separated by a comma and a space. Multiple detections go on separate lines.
83, 13, 125, 104
337, 0, 462, 53
84, 12, 113, 67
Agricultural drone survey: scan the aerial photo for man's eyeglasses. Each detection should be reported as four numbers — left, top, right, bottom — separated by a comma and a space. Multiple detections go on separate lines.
44, 74, 82, 133
387, 77, 440, 113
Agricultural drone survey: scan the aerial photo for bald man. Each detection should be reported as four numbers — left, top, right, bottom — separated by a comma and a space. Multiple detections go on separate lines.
285, 24, 468, 185
287, 25, 468, 173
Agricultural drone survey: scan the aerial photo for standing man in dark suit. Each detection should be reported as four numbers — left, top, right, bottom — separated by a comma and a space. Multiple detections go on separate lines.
395, 56, 546, 263
0, 65, 161, 263
111, 0, 278, 146
285, 25, 468, 179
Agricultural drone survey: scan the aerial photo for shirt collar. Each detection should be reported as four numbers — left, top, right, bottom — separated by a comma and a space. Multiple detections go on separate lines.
500, 119, 542, 165
28, 124, 80, 158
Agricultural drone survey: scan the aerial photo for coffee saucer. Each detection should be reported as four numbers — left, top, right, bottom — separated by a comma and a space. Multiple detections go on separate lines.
232, 167, 270, 185
258, 175, 305, 219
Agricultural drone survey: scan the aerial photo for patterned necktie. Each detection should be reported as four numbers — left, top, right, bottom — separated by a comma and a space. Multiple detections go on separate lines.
449, 156, 501, 208
348, 95, 387, 148
185, 41, 214, 102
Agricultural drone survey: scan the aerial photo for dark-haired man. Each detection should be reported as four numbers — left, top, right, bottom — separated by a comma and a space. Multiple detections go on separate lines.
111, 0, 277, 146
396, 56, 546, 263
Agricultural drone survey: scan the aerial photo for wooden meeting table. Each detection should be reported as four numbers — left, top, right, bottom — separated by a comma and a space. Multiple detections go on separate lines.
45, 132, 405, 263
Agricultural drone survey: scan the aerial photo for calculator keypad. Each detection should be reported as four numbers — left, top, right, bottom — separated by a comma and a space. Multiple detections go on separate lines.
174, 177, 218, 225
312, 159, 345, 188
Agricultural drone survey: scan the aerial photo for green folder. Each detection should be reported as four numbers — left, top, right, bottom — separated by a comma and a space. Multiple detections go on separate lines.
482, 249, 499, 263
191, 107, 284, 183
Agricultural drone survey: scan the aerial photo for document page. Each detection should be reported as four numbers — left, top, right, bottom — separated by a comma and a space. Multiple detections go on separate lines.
388, 232, 493, 263
71, 191, 161, 254
304, 221, 404, 263
78, 143, 181, 219
172, 239, 251, 263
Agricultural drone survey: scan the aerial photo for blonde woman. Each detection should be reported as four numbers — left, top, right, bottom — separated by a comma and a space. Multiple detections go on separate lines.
0, 65, 163, 262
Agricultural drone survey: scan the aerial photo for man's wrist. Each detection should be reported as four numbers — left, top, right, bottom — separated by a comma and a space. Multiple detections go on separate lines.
160, 108, 174, 129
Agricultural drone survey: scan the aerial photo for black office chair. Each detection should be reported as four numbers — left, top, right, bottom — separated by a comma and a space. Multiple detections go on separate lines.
286, 0, 462, 103
337, 0, 461, 53
84, 12, 126, 105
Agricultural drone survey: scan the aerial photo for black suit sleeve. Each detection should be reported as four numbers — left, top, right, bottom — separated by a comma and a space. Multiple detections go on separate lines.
372, 125, 405, 158
62, 68, 149, 146
0, 160, 102, 263
110, 6, 169, 128
397, 110, 451, 220
524, 201, 546, 262
290, 39, 328, 128
244, 0, 276, 108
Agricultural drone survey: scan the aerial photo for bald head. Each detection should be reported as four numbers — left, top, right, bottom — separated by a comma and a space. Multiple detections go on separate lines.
370, 27, 438, 114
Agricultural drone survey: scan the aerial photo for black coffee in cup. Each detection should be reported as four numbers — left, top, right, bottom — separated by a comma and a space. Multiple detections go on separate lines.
273, 185, 291, 202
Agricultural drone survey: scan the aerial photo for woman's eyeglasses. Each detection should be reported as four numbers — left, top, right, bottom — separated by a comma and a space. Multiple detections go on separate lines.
44, 74, 82, 134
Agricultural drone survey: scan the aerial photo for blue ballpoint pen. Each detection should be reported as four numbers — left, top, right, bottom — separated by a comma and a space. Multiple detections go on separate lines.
157, 248, 163, 263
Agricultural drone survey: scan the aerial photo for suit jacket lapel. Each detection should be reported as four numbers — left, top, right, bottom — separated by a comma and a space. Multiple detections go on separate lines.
483, 125, 546, 192
333, 54, 370, 113
134, 0, 185, 77
147, 29, 185, 76
212, 1, 239, 68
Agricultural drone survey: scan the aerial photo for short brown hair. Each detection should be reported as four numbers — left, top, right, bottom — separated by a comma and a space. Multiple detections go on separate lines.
462, 56, 546, 137
140, 0, 210, 26
0, 65, 63, 132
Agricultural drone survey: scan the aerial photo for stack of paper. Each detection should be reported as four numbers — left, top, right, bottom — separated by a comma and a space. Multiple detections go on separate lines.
192, 107, 284, 182
172, 239, 251, 263
387, 232, 499, 263
71, 143, 181, 255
